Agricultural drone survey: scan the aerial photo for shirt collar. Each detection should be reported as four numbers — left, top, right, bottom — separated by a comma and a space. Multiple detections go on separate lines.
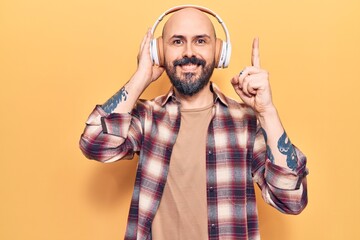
160, 82, 229, 107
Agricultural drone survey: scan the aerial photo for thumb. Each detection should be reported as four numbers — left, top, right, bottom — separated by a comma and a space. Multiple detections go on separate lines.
231, 75, 239, 86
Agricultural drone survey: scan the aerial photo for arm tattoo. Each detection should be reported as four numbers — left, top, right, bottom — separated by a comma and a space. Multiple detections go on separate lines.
261, 128, 275, 163
277, 131, 298, 170
102, 87, 128, 114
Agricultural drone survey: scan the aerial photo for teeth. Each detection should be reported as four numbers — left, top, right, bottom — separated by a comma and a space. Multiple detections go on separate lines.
181, 64, 198, 71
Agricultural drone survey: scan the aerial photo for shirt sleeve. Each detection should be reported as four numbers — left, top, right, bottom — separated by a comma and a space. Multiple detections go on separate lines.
79, 105, 143, 163
251, 124, 309, 215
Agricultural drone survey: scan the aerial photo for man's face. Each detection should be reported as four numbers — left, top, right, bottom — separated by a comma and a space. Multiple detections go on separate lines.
162, 9, 217, 96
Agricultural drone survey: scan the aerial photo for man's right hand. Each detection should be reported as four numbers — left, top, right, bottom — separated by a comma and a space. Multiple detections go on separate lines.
137, 29, 165, 85
101, 30, 165, 114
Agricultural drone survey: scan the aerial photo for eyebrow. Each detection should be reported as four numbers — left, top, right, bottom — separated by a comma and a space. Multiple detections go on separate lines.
170, 34, 211, 39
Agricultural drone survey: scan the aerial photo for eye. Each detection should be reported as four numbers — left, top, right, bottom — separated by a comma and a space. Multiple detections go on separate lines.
196, 38, 207, 45
173, 39, 183, 45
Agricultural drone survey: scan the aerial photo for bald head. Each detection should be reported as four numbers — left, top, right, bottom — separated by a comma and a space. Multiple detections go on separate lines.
162, 8, 216, 40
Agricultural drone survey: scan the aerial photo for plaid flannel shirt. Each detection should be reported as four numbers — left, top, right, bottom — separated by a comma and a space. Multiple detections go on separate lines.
79, 83, 308, 240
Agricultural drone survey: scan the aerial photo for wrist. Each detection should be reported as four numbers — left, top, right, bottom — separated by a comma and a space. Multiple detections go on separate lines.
256, 105, 282, 131
132, 70, 152, 88
256, 104, 277, 119
257, 106, 284, 143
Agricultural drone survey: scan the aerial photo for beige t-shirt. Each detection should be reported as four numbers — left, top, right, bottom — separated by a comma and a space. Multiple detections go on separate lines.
151, 103, 213, 240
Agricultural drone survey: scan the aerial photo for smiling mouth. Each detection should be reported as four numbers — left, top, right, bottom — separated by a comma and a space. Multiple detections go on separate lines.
179, 63, 200, 72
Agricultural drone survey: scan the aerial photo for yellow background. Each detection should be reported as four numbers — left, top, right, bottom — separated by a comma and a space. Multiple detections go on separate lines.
1, 0, 359, 239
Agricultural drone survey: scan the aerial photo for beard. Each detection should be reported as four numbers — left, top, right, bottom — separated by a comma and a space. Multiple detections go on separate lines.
165, 56, 215, 96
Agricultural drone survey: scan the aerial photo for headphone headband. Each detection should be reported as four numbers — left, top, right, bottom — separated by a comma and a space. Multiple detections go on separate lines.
151, 5, 231, 44
150, 5, 232, 68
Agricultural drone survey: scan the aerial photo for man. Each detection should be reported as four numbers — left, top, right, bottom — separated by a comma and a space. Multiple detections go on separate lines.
79, 6, 308, 240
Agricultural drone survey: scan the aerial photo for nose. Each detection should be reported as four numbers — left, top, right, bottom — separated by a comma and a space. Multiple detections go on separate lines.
183, 42, 196, 58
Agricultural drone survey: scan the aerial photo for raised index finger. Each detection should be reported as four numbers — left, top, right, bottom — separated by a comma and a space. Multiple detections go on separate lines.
251, 37, 260, 68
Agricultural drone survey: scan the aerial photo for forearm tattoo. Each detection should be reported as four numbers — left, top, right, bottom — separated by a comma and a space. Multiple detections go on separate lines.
260, 128, 275, 163
102, 87, 128, 114
261, 128, 298, 170
277, 131, 298, 170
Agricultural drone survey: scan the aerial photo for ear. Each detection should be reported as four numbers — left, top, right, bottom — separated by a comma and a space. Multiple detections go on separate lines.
215, 38, 223, 68
156, 37, 164, 67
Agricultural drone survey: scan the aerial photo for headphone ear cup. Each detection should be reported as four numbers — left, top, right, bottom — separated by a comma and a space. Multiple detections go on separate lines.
150, 37, 164, 66
156, 37, 164, 67
215, 38, 223, 68
223, 42, 231, 68
216, 40, 230, 68
150, 38, 159, 65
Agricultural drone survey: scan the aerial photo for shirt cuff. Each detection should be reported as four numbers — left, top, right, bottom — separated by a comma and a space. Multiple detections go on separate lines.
85, 105, 109, 125
100, 113, 132, 137
265, 150, 308, 190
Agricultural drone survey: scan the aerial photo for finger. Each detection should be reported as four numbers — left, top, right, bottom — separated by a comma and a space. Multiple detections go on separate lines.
236, 85, 252, 103
240, 66, 261, 76
138, 29, 152, 63
230, 76, 249, 100
231, 74, 245, 93
140, 30, 148, 52
141, 29, 153, 53
242, 73, 267, 97
238, 66, 261, 85
245, 75, 262, 95
231, 74, 247, 97
251, 37, 260, 68
241, 75, 253, 97
231, 75, 240, 86
138, 31, 148, 62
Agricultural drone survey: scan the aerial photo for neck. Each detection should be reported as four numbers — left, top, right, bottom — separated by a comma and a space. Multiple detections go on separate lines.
174, 82, 214, 109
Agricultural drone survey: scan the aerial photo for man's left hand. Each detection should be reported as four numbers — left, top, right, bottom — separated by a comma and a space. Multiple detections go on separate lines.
231, 37, 275, 115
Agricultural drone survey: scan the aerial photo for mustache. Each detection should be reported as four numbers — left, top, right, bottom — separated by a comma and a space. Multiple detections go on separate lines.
173, 56, 206, 67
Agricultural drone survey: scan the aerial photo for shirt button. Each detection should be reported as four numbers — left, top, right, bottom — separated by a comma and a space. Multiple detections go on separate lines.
209, 186, 214, 192
208, 150, 212, 155
211, 223, 216, 228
